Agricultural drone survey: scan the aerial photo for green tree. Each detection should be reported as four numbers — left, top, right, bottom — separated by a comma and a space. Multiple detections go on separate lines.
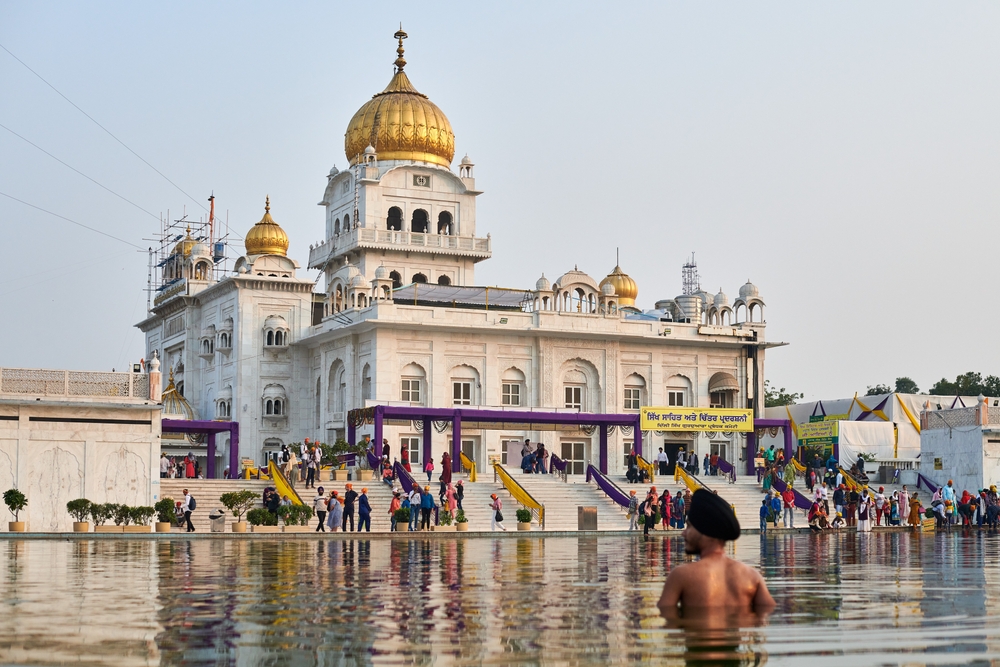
865, 384, 892, 396
929, 372, 1000, 396
894, 377, 920, 394
764, 380, 804, 408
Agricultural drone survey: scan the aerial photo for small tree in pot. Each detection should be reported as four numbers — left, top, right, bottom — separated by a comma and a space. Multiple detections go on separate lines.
393, 507, 411, 530
111, 504, 133, 526
516, 508, 533, 531
128, 506, 156, 532
4, 489, 27, 532
67, 498, 92, 532
220, 490, 260, 533
247, 507, 279, 532
455, 509, 469, 532
154, 498, 175, 532
90, 503, 113, 529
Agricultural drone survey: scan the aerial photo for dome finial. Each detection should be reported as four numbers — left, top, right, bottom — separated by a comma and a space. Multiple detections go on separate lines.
394, 26, 408, 72
265, 195, 270, 213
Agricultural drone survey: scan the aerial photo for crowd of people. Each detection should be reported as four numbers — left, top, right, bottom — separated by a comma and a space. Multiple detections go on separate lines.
159, 452, 200, 479
627, 486, 694, 535
519, 439, 549, 474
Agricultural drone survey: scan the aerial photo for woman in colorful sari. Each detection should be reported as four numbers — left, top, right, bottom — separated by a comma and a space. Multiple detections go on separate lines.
762, 466, 774, 494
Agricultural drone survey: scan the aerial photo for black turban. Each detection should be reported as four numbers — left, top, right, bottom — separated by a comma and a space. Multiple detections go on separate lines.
687, 489, 741, 541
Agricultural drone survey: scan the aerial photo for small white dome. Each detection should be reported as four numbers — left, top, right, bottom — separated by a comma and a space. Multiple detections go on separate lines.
374, 265, 389, 280
739, 281, 759, 299
350, 274, 370, 288
264, 315, 288, 329
190, 242, 212, 258
601, 282, 616, 296
461, 154, 473, 165
714, 289, 729, 306
328, 166, 339, 176
364, 144, 376, 155
695, 289, 711, 305
535, 273, 552, 291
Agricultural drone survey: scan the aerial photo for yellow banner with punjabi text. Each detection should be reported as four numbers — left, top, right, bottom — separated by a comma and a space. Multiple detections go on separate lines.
640, 407, 754, 432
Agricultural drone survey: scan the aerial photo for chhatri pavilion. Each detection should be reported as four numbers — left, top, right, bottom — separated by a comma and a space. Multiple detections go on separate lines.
137, 29, 775, 478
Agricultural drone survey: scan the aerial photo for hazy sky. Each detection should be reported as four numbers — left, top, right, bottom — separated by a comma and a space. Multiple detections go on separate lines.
1, 2, 998, 400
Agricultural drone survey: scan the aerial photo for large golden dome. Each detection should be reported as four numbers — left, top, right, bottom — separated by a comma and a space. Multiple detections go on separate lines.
344, 29, 455, 168
245, 196, 289, 256
600, 265, 639, 307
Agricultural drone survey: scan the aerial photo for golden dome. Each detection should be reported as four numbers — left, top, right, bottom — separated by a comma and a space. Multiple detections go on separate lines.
172, 227, 196, 257
245, 196, 289, 256
600, 265, 639, 307
344, 29, 455, 168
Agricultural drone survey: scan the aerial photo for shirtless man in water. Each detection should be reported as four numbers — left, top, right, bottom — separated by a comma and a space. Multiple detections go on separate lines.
658, 489, 775, 616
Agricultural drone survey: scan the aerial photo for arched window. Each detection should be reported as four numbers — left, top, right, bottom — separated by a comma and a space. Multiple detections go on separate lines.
437, 211, 453, 235
267, 331, 274, 346
412, 273, 427, 284
666, 374, 693, 407
389, 271, 402, 288
263, 384, 287, 419
387, 207, 402, 231
361, 364, 372, 402
400, 363, 426, 404
344, 213, 350, 230
437, 275, 451, 286
334, 218, 341, 235
623, 373, 646, 411
501, 367, 526, 406
411, 209, 429, 234
328, 361, 345, 413
274, 331, 282, 346
451, 365, 480, 406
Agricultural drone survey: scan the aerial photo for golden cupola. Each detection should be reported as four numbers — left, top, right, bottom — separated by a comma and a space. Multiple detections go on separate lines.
600, 265, 639, 308
344, 29, 455, 168
244, 196, 289, 256
172, 227, 196, 257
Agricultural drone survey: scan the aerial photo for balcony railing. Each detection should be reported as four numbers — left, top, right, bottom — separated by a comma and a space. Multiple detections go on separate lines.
0, 368, 150, 400
309, 228, 491, 268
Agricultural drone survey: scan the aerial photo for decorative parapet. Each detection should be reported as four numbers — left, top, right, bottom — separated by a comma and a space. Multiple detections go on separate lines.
0, 368, 153, 401
309, 228, 491, 269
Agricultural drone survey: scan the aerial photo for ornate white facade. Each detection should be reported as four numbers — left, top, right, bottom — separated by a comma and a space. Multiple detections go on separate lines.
137, 30, 776, 476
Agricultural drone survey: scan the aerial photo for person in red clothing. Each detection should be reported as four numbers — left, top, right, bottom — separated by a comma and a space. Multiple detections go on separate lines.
781, 487, 796, 528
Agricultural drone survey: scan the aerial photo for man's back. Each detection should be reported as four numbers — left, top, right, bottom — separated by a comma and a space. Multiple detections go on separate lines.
659, 554, 769, 610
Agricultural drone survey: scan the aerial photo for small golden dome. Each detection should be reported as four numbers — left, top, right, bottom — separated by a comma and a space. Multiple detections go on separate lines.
245, 196, 289, 256
600, 265, 639, 307
344, 29, 455, 168
172, 227, 196, 257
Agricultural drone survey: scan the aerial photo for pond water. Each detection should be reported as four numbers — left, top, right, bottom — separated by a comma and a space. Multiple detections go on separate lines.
1, 532, 999, 666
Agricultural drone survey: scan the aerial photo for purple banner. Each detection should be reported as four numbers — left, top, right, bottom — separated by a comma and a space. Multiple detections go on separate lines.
586, 464, 630, 509
771, 476, 813, 511
917, 472, 940, 494
550, 454, 568, 473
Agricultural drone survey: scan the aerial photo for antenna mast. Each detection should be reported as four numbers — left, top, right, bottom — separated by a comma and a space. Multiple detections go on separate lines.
682, 252, 700, 296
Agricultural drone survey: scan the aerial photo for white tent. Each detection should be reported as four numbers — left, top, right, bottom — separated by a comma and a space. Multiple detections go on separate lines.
763, 393, 982, 461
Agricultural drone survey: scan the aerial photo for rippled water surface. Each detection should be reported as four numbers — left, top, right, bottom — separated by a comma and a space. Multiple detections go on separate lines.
2, 532, 1000, 665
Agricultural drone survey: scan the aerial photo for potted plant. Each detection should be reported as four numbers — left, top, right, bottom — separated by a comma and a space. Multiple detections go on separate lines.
393, 507, 411, 531
111, 504, 133, 530
220, 490, 260, 533
455, 509, 469, 532
66, 498, 92, 533
278, 504, 314, 533
248, 508, 280, 533
435, 509, 456, 531
126, 506, 156, 533
154, 498, 175, 532
4, 489, 27, 532
516, 508, 532, 531
91, 503, 118, 532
